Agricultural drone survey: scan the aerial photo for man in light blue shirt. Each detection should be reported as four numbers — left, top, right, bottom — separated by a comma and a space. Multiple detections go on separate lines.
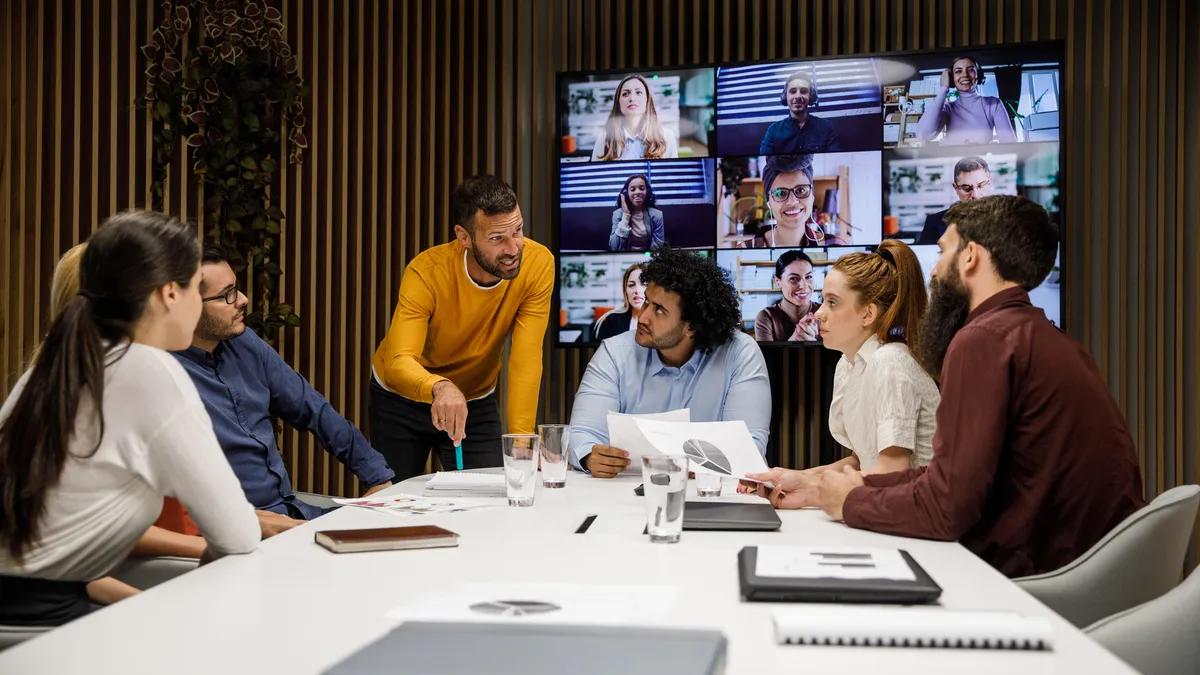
569, 246, 772, 477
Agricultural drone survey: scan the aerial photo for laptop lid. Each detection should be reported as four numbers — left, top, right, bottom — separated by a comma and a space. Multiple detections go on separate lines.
322, 622, 728, 675
683, 501, 782, 531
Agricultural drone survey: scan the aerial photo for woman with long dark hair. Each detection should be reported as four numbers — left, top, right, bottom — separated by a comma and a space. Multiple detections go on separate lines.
607, 175, 665, 252
591, 74, 679, 161
0, 210, 259, 627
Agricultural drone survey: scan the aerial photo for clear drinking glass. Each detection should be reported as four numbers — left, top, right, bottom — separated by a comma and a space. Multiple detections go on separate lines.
641, 454, 689, 543
502, 434, 540, 507
538, 424, 569, 488
695, 471, 722, 497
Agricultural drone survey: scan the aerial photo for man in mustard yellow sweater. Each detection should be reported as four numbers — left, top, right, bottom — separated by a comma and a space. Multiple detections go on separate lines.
369, 176, 555, 480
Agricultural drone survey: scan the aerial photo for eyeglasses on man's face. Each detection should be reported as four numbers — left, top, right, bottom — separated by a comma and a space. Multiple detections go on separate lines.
202, 285, 240, 304
954, 179, 992, 194
768, 184, 814, 202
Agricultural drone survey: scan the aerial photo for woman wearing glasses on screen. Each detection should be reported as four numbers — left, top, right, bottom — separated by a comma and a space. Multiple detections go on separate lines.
591, 74, 679, 161
914, 56, 1016, 145
738, 154, 848, 248
754, 250, 820, 342
740, 240, 940, 506
593, 263, 647, 341
608, 174, 665, 252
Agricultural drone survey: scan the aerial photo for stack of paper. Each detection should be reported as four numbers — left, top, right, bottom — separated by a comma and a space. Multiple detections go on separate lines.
423, 472, 507, 498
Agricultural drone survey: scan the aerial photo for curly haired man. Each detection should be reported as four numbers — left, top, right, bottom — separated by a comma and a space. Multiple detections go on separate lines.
567, 246, 771, 478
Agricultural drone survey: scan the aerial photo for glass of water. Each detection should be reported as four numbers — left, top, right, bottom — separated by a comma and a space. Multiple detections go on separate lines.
538, 424, 569, 488
695, 471, 722, 497
641, 454, 689, 543
502, 434, 540, 507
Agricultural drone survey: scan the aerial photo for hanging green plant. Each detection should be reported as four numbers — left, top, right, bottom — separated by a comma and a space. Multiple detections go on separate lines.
142, 0, 308, 339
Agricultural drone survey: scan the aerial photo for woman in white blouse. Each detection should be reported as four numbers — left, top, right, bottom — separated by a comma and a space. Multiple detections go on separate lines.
741, 239, 940, 506
0, 210, 261, 627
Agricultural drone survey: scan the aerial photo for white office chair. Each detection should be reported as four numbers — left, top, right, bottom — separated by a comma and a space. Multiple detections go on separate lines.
1015, 484, 1200, 628
1086, 564, 1200, 675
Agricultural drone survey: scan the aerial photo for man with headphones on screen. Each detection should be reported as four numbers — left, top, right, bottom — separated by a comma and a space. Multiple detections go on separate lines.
759, 69, 842, 154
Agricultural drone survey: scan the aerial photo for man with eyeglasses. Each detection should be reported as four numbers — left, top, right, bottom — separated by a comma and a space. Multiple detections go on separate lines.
172, 245, 394, 522
917, 156, 992, 245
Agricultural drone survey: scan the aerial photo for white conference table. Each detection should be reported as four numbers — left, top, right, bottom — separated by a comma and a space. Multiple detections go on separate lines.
0, 471, 1137, 674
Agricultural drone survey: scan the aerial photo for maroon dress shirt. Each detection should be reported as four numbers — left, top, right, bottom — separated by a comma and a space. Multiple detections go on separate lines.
843, 287, 1146, 577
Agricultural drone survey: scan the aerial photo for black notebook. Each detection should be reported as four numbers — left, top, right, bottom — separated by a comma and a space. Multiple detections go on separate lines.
738, 545, 943, 604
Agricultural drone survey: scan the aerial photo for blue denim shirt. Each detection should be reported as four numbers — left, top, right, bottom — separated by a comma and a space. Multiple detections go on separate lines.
759, 113, 842, 154
173, 331, 394, 519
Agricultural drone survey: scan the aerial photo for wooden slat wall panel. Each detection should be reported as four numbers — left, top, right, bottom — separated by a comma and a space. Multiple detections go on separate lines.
2, 0, 1198, 563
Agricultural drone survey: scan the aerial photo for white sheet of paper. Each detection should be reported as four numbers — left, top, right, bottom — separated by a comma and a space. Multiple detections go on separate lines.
332, 494, 496, 517
385, 583, 679, 626
755, 546, 917, 581
606, 408, 690, 474
632, 419, 769, 479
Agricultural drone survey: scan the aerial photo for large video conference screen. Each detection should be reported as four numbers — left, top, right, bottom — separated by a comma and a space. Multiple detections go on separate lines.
554, 42, 1063, 346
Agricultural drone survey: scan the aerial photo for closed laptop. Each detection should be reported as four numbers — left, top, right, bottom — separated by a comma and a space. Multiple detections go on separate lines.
322, 622, 728, 675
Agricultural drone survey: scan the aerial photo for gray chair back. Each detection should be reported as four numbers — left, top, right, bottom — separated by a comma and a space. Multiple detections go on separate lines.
1087, 564, 1200, 675
111, 555, 199, 590
0, 625, 51, 652
1016, 484, 1200, 628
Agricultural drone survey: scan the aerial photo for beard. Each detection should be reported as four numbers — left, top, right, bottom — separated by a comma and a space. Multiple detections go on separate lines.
472, 244, 523, 280
195, 307, 246, 343
635, 319, 685, 352
915, 260, 971, 379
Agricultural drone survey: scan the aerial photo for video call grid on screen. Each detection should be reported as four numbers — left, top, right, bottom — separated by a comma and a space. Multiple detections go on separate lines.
553, 41, 1065, 348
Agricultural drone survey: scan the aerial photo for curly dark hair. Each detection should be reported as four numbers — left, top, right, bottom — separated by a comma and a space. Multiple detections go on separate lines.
639, 245, 740, 353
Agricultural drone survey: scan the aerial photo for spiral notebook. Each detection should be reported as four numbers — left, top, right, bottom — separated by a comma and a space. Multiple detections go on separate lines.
772, 605, 1054, 651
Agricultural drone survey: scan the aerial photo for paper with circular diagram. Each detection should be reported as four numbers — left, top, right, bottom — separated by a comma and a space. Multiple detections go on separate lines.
385, 583, 680, 626
632, 419, 770, 480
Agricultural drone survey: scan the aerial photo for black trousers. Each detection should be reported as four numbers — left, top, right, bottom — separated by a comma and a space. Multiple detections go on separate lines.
368, 380, 503, 482
0, 575, 94, 627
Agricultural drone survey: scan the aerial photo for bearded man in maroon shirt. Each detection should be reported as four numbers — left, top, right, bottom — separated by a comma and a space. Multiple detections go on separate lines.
818, 195, 1145, 578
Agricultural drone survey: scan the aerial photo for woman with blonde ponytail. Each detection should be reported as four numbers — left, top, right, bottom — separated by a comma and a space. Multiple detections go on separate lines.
742, 239, 941, 507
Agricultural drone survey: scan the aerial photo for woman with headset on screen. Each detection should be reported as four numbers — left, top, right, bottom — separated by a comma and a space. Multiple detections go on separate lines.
914, 55, 1016, 145
740, 239, 941, 506
591, 74, 679, 161
738, 154, 848, 248
608, 174, 665, 251
754, 250, 820, 342
593, 263, 647, 341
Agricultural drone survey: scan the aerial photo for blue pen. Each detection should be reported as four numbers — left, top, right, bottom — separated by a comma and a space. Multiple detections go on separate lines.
455, 442, 463, 470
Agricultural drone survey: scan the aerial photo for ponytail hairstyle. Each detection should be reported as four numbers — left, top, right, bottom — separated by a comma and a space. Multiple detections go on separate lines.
0, 210, 200, 561
829, 239, 927, 347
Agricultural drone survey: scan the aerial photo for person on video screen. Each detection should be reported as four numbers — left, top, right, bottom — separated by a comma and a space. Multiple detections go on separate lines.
917, 156, 992, 244
591, 74, 679, 161
754, 250, 820, 342
739, 154, 848, 248
759, 70, 841, 154
608, 174, 665, 252
914, 56, 1016, 145
593, 263, 647, 341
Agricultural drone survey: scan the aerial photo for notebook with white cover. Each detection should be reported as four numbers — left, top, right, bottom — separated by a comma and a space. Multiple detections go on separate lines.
423, 471, 507, 498
772, 605, 1054, 651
